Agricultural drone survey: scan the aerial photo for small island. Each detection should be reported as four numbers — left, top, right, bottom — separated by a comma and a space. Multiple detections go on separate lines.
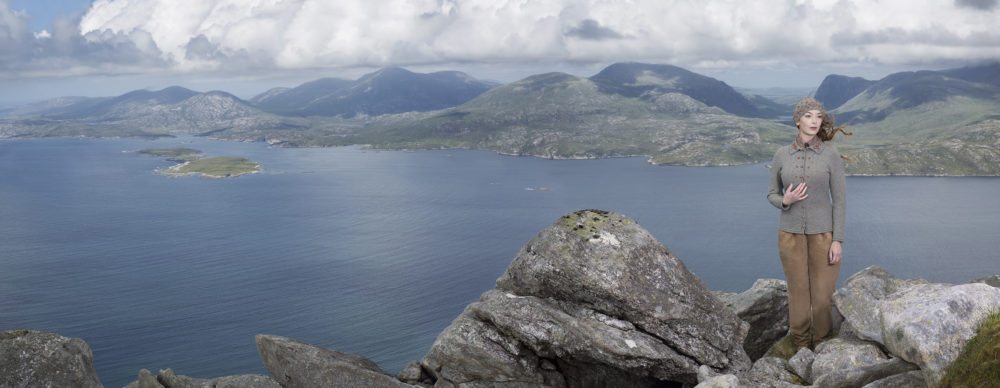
140, 148, 260, 178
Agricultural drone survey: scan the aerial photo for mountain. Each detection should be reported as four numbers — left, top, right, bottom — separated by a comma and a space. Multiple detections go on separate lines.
0, 87, 301, 139
825, 63, 1000, 175
814, 75, 876, 110
353, 66, 792, 166
588, 62, 782, 118
251, 67, 497, 117
835, 64, 1000, 124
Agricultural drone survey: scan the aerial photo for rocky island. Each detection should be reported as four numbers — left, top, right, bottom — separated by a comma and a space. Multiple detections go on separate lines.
140, 147, 260, 178
2, 210, 998, 387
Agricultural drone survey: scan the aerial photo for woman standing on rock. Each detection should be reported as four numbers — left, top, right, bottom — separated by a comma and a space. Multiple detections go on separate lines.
767, 97, 850, 350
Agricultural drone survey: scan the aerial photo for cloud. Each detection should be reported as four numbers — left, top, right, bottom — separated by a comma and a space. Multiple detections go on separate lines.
955, 0, 997, 10
3, 0, 1000, 79
565, 19, 625, 41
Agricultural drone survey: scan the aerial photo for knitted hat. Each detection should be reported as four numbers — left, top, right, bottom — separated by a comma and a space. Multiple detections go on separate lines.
793, 97, 826, 125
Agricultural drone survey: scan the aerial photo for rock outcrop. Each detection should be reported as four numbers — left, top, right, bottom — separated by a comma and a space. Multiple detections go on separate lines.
256, 334, 415, 388
421, 210, 751, 387
0, 329, 102, 388
123, 368, 280, 388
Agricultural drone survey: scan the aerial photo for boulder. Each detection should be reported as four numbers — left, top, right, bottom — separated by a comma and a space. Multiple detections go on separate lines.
255, 334, 414, 388
423, 210, 751, 387
811, 357, 918, 388
832, 266, 927, 344
715, 279, 789, 361
972, 274, 1000, 288
786, 347, 815, 383
860, 370, 926, 388
397, 360, 432, 387
878, 282, 1000, 386
124, 368, 281, 388
810, 337, 888, 381
0, 329, 102, 388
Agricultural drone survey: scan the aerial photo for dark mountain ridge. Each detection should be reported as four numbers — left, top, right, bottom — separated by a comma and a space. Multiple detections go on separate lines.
251, 67, 497, 117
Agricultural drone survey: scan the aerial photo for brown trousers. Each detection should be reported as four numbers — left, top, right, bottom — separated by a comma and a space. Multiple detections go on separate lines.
778, 230, 840, 348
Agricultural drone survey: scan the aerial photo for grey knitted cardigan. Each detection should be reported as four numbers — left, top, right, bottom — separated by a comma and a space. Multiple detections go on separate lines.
767, 138, 846, 242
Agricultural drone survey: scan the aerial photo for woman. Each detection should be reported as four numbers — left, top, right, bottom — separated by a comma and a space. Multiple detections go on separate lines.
767, 97, 849, 350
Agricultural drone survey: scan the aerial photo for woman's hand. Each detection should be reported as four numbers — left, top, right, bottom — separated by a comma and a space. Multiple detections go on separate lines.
829, 241, 843, 265
782, 183, 808, 206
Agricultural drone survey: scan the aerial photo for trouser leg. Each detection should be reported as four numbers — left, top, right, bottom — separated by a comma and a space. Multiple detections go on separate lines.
778, 231, 811, 348
807, 232, 840, 343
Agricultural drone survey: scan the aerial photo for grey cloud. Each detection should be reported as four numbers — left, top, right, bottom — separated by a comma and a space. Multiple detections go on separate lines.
831, 27, 1000, 47
0, 7, 168, 76
565, 19, 624, 41
955, 0, 997, 10
185, 34, 226, 61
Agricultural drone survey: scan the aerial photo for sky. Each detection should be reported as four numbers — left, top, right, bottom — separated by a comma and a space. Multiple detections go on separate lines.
2, 0, 999, 105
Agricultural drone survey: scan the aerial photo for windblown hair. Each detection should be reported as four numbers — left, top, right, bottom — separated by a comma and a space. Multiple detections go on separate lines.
817, 113, 852, 142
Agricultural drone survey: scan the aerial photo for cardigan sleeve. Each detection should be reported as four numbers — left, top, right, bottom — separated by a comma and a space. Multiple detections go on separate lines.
767, 148, 790, 210
829, 145, 847, 241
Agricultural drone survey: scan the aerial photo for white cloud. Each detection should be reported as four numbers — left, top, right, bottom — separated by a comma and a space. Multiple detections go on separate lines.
3, 0, 1000, 78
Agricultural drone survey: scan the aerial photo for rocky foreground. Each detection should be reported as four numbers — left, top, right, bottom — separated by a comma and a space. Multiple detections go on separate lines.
3, 210, 998, 387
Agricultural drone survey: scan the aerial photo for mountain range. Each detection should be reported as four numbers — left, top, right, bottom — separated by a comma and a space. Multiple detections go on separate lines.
2, 62, 998, 175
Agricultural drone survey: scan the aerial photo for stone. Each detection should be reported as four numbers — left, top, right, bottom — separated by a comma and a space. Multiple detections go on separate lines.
832, 266, 927, 344
496, 211, 750, 379
878, 282, 1000, 386
124, 368, 280, 388
742, 356, 802, 387
697, 364, 720, 383
694, 374, 739, 388
255, 334, 414, 388
212, 374, 281, 388
420, 308, 557, 387
0, 329, 102, 388
423, 210, 750, 387
786, 347, 815, 383
972, 274, 1000, 288
860, 370, 926, 388
810, 337, 888, 383
398, 360, 432, 386
811, 357, 919, 388
715, 279, 790, 361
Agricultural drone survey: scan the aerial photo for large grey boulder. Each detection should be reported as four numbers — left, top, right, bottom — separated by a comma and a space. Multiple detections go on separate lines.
422, 210, 751, 387
0, 329, 102, 388
715, 279, 789, 361
255, 334, 414, 388
878, 282, 1000, 386
832, 266, 927, 344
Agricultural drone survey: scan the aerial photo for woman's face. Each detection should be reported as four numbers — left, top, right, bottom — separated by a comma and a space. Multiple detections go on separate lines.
797, 109, 823, 137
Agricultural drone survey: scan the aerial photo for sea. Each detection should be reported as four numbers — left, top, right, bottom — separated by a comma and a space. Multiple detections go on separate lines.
1, 137, 998, 387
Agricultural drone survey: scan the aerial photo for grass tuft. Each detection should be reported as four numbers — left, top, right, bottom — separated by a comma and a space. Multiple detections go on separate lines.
938, 308, 1000, 388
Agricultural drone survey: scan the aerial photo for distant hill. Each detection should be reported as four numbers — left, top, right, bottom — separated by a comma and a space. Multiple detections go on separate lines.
352, 66, 791, 166
0, 87, 302, 139
814, 75, 875, 110
826, 63, 1000, 175
588, 62, 783, 118
250, 67, 497, 117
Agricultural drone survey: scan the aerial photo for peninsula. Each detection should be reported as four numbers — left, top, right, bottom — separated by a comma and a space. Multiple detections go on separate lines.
140, 148, 260, 178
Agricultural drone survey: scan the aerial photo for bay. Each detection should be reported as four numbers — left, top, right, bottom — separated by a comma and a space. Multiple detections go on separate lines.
1, 137, 997, 387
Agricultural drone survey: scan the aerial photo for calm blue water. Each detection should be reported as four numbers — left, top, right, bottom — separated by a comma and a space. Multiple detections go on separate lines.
1, 137, 998, 387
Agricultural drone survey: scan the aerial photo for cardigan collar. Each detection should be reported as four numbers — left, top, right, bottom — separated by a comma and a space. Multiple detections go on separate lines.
791, 135, 824, 154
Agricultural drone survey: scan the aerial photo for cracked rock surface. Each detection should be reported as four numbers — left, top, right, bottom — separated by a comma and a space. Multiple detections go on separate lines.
422, 210, 751, 387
